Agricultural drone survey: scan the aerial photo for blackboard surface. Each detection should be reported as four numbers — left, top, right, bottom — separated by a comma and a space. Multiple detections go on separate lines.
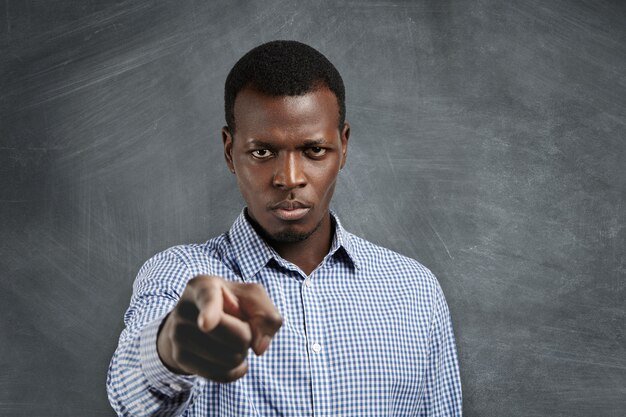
1, 1, 624, 416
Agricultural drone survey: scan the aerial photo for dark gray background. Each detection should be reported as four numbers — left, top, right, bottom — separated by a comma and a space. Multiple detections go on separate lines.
1, 0, 624, 416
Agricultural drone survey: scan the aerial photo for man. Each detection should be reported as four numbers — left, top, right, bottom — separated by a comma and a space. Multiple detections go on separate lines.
107, 40, 462, 416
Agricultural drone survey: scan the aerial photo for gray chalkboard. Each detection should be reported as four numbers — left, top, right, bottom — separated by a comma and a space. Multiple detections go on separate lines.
1, 1, 624, 416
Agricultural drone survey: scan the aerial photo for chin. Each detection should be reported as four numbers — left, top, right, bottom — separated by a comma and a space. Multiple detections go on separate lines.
247, 206, 325, 243
270, 215, 324, 243
269, 229, 313, 243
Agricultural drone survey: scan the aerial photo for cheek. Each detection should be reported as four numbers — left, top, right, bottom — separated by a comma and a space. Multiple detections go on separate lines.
235, 164, 267, 199
322, 176, 338, 200
309, 167, 339, 198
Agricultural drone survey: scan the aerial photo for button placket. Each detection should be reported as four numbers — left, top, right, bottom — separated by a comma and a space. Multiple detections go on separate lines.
300, 268, 331, 416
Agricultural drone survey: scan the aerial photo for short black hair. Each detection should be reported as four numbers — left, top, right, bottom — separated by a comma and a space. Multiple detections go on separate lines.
224, 40, 346, 133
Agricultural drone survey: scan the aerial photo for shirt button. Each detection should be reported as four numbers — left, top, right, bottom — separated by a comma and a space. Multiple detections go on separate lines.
312, 343, 321, 353
170, 382, 182, 391
304, 278, 311, 287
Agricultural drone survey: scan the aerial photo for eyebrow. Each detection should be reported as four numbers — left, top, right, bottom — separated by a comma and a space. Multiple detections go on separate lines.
303, 138, 327, 146
247, 138, 328, 148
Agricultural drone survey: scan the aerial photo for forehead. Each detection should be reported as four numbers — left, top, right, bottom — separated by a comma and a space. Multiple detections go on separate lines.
233, 87, 340, 140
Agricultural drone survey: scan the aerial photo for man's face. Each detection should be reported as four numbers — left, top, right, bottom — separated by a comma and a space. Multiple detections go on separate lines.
222, 86, 350, 243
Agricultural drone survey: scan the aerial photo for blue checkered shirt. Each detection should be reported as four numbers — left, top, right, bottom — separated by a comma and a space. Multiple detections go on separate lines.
107, 207, 462, 416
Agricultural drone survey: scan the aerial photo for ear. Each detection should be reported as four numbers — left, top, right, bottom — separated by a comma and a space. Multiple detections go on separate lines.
222, 126, 236, 174
339, 121, 350, 171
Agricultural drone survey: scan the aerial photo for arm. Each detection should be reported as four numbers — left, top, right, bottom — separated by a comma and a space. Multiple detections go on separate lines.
419, 281, 463, 416
106, 249, 202, 416
106, 248, 283, 416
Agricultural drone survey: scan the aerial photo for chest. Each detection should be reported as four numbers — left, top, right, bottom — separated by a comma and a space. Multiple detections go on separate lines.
249, 267, 429, 414
205, 263, 431, 416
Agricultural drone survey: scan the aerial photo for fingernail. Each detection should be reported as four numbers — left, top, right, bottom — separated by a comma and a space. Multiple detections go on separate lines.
255, 335, 271, 355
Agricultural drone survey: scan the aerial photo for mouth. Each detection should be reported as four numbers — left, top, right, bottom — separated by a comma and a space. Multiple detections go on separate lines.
270, 199, 312, 221
272, 207, 311, 221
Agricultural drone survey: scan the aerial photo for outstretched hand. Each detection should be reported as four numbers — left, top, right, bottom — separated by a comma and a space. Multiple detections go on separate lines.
156, 275, 283, 383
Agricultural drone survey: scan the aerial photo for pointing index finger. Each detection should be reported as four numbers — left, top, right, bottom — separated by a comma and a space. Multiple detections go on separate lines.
187, 276, 223, 333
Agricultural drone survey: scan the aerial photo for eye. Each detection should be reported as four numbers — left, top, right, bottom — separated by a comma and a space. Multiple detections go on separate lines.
251, 149, 273, 159
307, 147, 327, 157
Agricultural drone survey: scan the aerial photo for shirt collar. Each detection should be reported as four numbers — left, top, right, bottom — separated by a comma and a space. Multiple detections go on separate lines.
228, 206, 360, 281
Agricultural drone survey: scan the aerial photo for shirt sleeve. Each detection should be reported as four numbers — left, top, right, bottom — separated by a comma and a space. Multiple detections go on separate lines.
106, 248, 206, 416
419, 279, 463, 416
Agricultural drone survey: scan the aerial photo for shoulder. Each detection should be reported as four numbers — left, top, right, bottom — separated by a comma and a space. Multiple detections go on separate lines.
138, 233, 231, 278
131, 233, 241, 299
348, 232, 442, 295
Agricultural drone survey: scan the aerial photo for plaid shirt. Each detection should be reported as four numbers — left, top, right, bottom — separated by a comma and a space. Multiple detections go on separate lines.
107, 207, 462, 416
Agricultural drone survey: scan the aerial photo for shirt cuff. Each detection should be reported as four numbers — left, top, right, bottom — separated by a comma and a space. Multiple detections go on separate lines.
139, 312, 199, 397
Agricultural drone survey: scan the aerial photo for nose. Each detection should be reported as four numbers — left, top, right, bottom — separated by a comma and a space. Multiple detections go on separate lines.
272, 152, 307, 189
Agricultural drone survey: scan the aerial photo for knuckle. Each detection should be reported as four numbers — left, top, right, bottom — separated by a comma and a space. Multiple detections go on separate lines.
189, 274, 217, 289
266, 311, 283, 329
229, 361, 249, 379
174, 349, 198, 371
214, 361, 248, 383
171, 345, 185, 365
239, 330, 253, 347
186, 275, 203, 289
194, 286, 210, 301
190, 274, 208, 283
251, 312, 283, 333
171, 324, 186, 344
228, 352, 247, 367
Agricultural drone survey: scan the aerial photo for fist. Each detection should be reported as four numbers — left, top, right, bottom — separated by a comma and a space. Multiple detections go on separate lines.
156, 275, 283, 383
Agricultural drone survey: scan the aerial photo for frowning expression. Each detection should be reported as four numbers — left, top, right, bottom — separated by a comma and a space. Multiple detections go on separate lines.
222, 86, 350, 243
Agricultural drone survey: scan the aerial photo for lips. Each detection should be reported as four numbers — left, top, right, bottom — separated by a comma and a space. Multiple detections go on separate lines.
272, 200, 310, 210
271, 200, 311, 221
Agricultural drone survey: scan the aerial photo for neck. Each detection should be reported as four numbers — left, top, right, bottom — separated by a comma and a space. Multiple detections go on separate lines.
248, 209, 335, 276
